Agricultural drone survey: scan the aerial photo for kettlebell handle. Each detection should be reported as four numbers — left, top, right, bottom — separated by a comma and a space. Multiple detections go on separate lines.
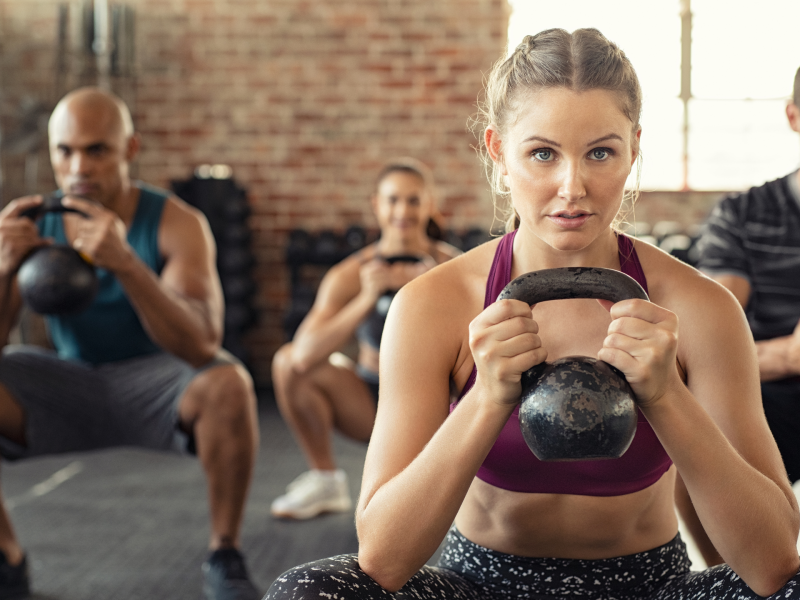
20, 193, 91, 221
497, 267, 649, 305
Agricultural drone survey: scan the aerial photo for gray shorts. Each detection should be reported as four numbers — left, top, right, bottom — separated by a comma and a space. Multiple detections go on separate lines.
0, 345, 239, 461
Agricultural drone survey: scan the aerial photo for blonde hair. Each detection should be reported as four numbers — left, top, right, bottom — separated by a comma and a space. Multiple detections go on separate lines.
472, 28, 643, 232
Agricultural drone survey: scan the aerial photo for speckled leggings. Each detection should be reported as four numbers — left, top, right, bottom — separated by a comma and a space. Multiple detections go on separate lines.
264, 527, 800, 599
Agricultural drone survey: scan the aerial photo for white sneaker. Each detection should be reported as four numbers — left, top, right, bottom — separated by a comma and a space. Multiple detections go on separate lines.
270, 469, 353, 520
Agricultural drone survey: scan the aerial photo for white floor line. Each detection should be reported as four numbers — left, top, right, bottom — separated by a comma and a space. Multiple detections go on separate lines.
5, 461, 84, 510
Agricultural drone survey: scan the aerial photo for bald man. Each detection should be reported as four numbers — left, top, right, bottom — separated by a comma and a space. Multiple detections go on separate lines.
0, 88, 260, 599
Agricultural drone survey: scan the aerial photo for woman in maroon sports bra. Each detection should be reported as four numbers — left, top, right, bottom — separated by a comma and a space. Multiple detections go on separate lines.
266, 29, 800, 600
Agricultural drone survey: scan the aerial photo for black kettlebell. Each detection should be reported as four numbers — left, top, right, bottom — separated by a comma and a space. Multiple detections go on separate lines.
497, 267, 650, 461
17, 195, 98, 316
362, 255, 424, 348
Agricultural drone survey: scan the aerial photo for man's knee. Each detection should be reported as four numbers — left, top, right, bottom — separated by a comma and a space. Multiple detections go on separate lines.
187, 363, 257, 424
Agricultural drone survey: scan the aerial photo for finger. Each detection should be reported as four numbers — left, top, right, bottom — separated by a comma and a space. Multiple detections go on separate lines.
597, 346, 638, 378
495, 332, 543, 357
61, 196, 102, 217
507, 347, 548, 376
609, 298, 673, 325
486, 314, 539, 340
3, 196, 44, 218
478, 299, 536, 327
607, 316, 656, 340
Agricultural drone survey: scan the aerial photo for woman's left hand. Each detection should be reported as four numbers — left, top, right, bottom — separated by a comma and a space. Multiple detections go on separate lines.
387, 254, 435, 289
596, 298, 681, 408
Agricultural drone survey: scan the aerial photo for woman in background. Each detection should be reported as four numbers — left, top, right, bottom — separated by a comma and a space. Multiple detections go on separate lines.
270, 158, 460, 520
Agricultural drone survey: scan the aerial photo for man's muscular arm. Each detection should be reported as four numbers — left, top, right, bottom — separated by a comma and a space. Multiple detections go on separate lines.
0, 197, 49, 345
63, 196, 223, 367
711, 273, 800, 381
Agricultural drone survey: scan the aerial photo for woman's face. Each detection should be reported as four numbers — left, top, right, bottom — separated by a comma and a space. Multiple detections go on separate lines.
372, 171, 433, 240
488, 87, 639, 252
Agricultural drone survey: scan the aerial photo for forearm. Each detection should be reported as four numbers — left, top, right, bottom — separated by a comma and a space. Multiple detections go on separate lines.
115, 256, 220, 366
357, 384, 514, 591
644, 386, 799, 594
0, 276, 20, 346
291, 293, 376, 372
756, 336, 800, 381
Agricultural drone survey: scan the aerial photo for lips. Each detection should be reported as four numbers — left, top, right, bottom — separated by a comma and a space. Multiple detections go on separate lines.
548, 211, 591, 229
68, 183, 96, 196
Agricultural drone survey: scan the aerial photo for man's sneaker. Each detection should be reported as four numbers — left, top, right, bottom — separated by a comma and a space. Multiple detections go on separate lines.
0, 551, 29, 600
202, 548, 260, 600
270, 469, 352, 520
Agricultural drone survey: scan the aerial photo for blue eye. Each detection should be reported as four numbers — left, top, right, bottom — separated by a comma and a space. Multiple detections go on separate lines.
532, 149, 553, 162
589, 148, 612, 160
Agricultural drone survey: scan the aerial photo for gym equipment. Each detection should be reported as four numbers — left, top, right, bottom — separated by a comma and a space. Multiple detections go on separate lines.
17, 195, 98, 315
313, 230, 340, 264
172, 174, 257, 366
360, 255, 423, 348
497, 267, 649, 461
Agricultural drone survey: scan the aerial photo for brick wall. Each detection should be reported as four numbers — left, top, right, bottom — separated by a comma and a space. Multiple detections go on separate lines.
0, 0, 510, 386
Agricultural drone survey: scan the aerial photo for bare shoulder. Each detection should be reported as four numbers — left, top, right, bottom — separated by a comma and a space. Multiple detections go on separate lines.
635, 240, 738, 315
431, 239, 463, 263
158, 196, 213, 258
389, 238, 500, 374
634, 240, 748, 359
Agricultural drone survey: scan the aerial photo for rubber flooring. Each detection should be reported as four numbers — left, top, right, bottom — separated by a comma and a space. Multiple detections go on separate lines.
2, 396, 367, 599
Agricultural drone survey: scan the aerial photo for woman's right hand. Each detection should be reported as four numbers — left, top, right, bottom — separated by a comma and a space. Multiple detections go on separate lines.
358, 258, 393, 302
0, 196, 48, 278
468, 299, 547, 406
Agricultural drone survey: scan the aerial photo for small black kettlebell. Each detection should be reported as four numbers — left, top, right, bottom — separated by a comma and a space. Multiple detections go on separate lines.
17, 195, 98, 316
497, 267, 650, 462
361, 255, 424, 348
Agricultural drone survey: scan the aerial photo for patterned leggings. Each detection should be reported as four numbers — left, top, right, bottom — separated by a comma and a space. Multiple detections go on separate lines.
264, 527, 800, 599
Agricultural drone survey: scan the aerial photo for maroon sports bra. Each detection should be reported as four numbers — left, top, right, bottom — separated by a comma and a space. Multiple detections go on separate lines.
450, 230, 672, 496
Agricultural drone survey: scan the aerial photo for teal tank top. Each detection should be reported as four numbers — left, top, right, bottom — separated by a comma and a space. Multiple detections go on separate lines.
38, 183, 168, 364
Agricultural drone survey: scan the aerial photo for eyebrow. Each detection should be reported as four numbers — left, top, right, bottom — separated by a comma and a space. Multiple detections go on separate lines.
522, 133, 624, 147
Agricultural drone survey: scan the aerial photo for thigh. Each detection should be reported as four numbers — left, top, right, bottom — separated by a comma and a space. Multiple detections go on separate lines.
652, 564, 800, 599
310, 360, 378, 442
100, 351, 200, 453
761, 381, 800, 483
0, 345, 108, 459
265, 554, 486, 600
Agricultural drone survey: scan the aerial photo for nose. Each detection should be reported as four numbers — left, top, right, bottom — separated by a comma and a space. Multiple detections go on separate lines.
395, 199, 414, 219
557, 161, 586, 203
69, 151, 91, 176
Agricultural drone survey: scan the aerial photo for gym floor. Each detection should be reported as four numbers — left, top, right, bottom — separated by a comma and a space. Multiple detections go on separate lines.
2, 393, 795, 599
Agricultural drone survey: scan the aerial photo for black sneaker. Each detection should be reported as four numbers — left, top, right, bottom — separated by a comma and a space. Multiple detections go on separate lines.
202, 548, 260, 600
0, 551, 29, 600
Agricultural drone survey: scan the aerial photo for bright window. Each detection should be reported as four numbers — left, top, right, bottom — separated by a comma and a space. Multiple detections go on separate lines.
507, 0, 800, 191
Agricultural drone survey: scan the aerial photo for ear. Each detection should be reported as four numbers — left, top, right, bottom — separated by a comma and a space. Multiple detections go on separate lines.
485, 126, 507, 175
631, 127, 642, 166
370, 193, 379, 214
125, 133, 141, 162
787, 102, 800, 134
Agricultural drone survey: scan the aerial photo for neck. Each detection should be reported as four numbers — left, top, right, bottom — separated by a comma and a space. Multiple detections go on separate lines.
376, 230, 431, 257
104, 178, 138, 222
511, 226, 620, 275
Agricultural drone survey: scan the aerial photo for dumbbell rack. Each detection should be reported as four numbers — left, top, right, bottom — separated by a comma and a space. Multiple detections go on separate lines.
171, 173, 257, 367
